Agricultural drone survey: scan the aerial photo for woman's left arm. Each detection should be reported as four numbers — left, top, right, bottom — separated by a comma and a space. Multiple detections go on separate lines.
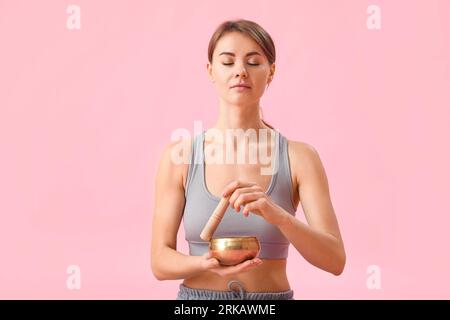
222, 142, 346, 276
278, 141, 346, 275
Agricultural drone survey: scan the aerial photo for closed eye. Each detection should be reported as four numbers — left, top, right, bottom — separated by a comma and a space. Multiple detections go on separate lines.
222, 63, 260, 66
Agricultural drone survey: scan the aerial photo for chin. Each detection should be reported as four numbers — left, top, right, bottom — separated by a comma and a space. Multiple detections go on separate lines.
228, 96, 257, 104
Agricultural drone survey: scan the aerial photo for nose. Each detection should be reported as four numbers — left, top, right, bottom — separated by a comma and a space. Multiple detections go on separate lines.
235, 65, 248, 78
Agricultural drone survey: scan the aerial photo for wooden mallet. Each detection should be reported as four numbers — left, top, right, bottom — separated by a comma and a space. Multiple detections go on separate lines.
200, 196, 230, 241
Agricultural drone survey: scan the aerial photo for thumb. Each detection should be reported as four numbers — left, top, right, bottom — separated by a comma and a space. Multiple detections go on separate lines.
200, 251, 219, 268
203, 251, 220, 267
202, 251, 213, 259
206, 257, 220, 269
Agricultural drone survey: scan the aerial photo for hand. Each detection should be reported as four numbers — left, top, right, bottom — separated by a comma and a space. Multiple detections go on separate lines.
199, 251, 263, 277
221, 180, 289, 226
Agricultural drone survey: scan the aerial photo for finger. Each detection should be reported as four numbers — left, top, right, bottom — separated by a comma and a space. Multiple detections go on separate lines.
221, 180, 256, 197
214, 259, 254, 275
203, 251, 213, 259
242, 202, 253, 216
205, 257, 220, 269
228, 186, 262, 206
214, 258, 263, 276
234, 192, 265, 212
235, 258, 263, 272
245, 198, 270, 215
234, 258, 262, 271
242, 199, 260, 216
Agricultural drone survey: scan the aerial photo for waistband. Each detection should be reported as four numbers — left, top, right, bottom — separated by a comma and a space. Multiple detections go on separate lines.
177, 280, 294, 300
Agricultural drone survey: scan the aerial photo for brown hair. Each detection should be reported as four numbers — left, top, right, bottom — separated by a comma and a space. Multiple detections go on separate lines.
208, 19, 275, 130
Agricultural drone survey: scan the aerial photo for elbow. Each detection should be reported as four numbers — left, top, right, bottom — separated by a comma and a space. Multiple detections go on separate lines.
331, 249, 346, 276
152, 266, 170, 281
151, 257, 169, 281
331, 263, 345, 276
152, 267, 167, 281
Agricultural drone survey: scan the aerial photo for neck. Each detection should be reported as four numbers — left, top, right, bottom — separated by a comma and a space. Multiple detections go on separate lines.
212, 98, 269, 133
204, 99, 275, 151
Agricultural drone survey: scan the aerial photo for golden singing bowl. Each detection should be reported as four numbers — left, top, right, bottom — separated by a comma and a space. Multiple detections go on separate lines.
209, 236, 260, 266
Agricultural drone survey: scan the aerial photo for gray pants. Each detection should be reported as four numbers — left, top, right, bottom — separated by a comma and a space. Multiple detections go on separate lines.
176, 280, 294, 300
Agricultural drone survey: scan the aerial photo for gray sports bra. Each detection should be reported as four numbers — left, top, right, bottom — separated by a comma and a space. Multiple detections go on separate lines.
182, 130, 297, 259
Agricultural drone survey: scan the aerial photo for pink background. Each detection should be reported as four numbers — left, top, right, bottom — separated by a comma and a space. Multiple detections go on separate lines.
1, 0, 449, 299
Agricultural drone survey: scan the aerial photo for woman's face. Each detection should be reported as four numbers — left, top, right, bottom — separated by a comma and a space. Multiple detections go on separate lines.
207, 31, 275, 105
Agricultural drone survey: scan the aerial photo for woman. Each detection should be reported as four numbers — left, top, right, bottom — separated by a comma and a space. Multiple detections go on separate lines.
151, 19, 346, 300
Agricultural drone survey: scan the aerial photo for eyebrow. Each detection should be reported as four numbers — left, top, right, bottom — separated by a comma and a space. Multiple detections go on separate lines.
218, 51, 262, 57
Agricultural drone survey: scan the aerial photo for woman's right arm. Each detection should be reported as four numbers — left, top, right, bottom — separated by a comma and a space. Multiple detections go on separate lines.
151, 140, 206, 280
151, 140, 264, 281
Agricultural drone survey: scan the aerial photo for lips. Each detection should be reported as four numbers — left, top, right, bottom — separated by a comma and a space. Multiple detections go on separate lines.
231, 84, 251, 89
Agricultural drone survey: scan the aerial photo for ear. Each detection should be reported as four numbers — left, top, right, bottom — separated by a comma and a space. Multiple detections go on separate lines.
207, 62, 214, 82
268, 63, 275, 84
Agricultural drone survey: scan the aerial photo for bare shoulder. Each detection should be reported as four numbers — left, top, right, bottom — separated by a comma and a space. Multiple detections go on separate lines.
286, 139, 326, 188
157, 137, 194, 190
